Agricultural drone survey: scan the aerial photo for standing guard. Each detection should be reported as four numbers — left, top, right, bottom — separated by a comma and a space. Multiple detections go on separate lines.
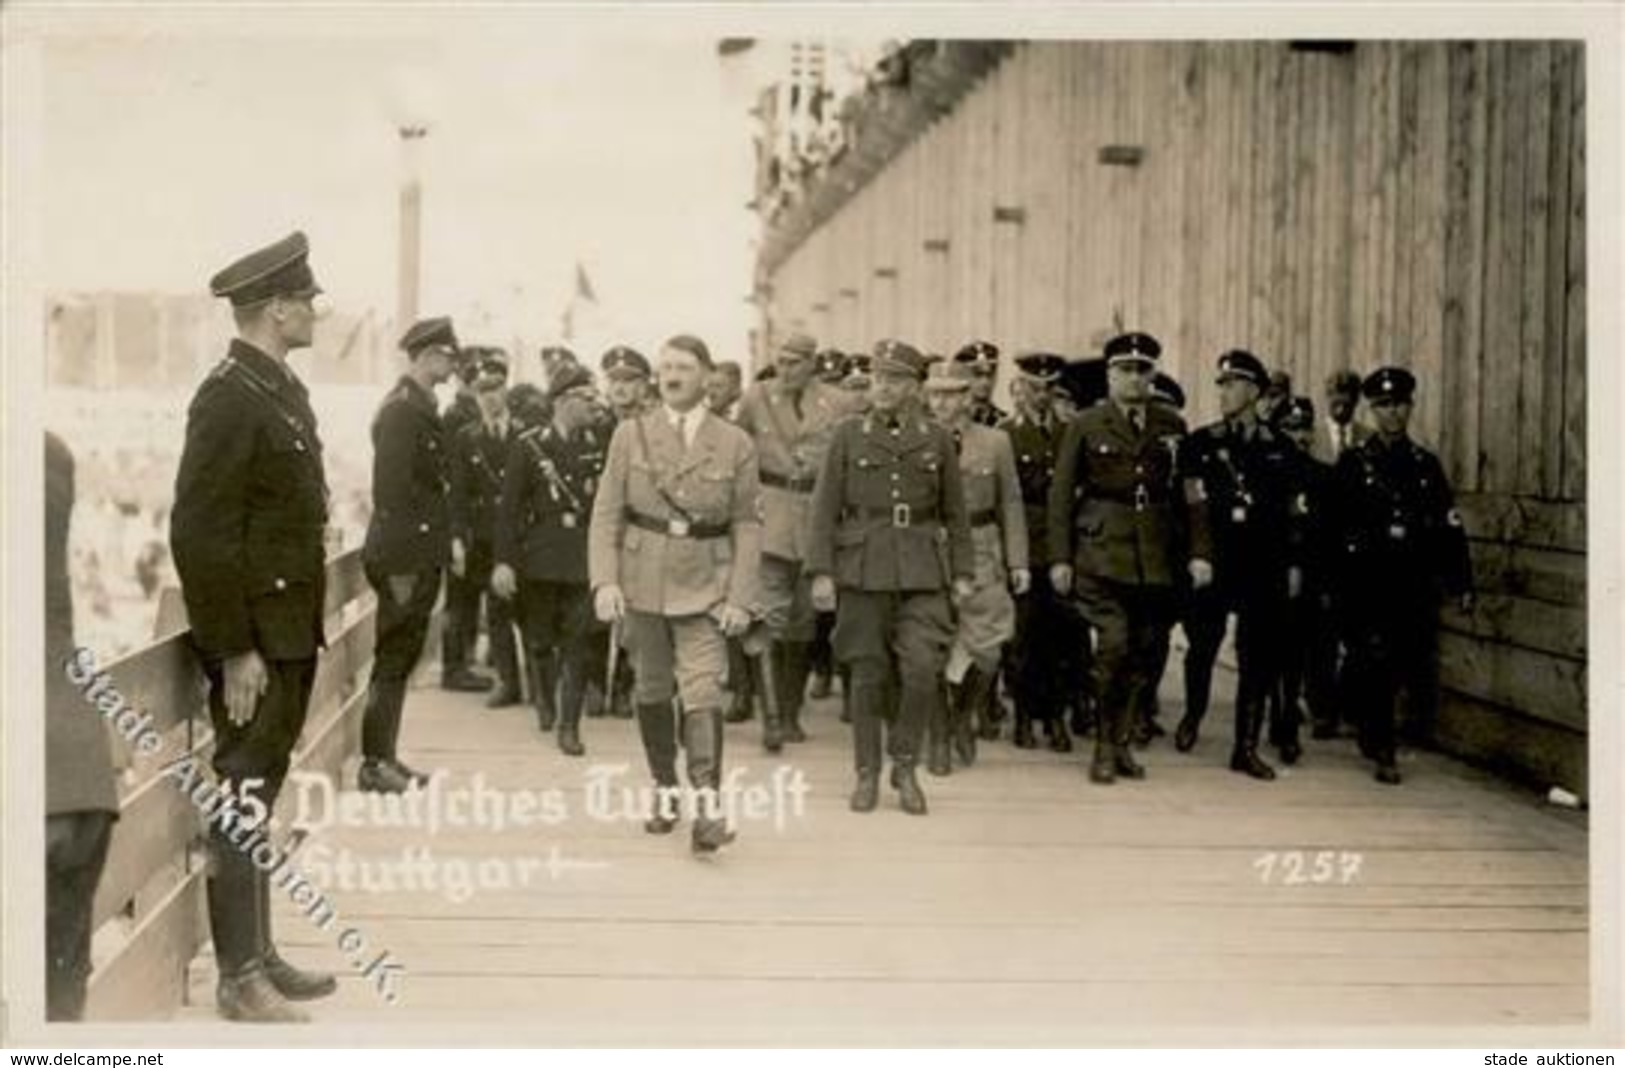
922, 362, 1028, 774
359, 316, 470, 794
808, 340, 974, 815
955, 340, 1008, 427
439, 354, 489, 691
1172, 350, 1302, 780
447, 349, 522, 708
493, 363, 614, 756
589, 335, 762, 854
1048, 332, 1208, 785
1332, 367, 1473, 784
171, 231, 335, 1021
735, 331, 855, 751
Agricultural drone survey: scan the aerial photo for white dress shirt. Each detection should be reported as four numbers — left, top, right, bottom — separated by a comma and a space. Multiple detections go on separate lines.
664, 404, 705, 450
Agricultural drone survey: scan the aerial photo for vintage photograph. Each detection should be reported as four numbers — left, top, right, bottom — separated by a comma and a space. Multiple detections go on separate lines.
4, 2, 1617, 1049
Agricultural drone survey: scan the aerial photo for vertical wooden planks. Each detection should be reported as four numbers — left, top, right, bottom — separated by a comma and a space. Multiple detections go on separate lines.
1442, 41, 1489, 493
1516, 42, 1554, 497
1410, 43, 1452, 451
1480, 41, 1529, 495
1540, 43, 1575, 500
1560, 42, 1586, 502
1172, 42, 1207, 380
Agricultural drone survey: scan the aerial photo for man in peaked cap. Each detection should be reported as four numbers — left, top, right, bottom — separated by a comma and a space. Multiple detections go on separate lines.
735, 330, 859, 751
358, 316, 471, 795
1049, 331, 1210, 785
1003, 351, 1087, 752
808, 339, 975, 816
1173, 349, 1303, 782
954, 340, 1007, 427
601, 344, 653, 425
1332, 366, 1473, 784
171, 231, 335, 1021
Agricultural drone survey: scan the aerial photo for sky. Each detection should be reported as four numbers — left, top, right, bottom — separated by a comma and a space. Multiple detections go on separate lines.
32, 14, 767, 363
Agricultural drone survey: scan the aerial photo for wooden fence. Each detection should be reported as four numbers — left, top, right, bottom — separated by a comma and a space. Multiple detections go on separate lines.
82, 548, 377, 1020
762, 40, 1588, 796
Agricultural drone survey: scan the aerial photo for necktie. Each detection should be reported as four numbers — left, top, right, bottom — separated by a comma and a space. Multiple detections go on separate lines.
1129, 407, 1145, 435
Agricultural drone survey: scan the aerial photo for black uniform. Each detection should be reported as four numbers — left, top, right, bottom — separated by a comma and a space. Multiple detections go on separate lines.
494, 413, 611, 753
448, 416, 521, 698
1274, 445, 1340, 743
1174, 417, 1301, 774
360, 375, 449, 769
439, 390, 484, 674
1331, 433, 1471, 767
969, 398, 1008, 428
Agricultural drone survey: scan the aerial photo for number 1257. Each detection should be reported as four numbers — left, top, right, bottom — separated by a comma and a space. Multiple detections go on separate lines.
1254, 850, 1363, 885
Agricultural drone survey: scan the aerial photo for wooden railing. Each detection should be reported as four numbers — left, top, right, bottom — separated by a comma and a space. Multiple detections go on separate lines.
82, 548, 377, 1020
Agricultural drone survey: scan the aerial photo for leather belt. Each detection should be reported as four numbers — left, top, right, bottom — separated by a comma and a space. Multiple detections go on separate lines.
626, 509, 730, 540
761, 470, 817, 493
969, 508, 999, 528
844, 504, 939, 529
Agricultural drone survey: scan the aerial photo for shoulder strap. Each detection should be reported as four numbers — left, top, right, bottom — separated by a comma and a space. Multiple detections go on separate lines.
633, 415, 696, 523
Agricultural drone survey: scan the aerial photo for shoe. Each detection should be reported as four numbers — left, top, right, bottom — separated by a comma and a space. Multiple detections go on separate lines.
1012, 715, 1038, 750
442, 669, 494, 693
1089, 746, 1117, 785
389, 759, 430, 787
893, 764, 928, 816
557, 722, 585, 757
217, 963, 309, 1023
1046, 722, 1074, 754
644, 786, 679, 834
1278, 739, 1302, 766
724, 691, 754, 723
1113, 749, 1147, 780
1230, 748, 1277, 781
357, 759, 411, 794
808, 670, 833, 700
263, 949, 337, 1002
927, 738, 952, 777
1174, 715, 1200, 753
685, 709, 737, 854
486, 687, 520, 710
1374, 763, 1402, 785
850, 772, 879, 813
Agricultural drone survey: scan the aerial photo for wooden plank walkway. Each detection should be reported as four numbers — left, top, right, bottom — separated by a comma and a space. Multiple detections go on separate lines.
185, 660, 1588, 1042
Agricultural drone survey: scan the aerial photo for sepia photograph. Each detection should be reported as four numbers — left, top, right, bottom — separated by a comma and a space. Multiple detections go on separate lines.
2, 1, 1620, 1051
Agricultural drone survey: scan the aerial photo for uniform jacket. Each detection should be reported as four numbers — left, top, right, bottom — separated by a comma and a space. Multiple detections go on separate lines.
1311, 417, 1372, 466
449, 417, 515, 550
955, 422, 1029, 581
736, 378, 854, 561
363, 375, 450, 574
1003, 410, 1066, 564
47, 432, 119, 816
171, 340, 329, 662
807, 406, 975, 592
1331, 434, 1473, 599
1046, 400, 1209, 587
1179, 418, 1303, 588
970, 398, 1007, 428
496, 419, 610, 584
587, 408, 762, 617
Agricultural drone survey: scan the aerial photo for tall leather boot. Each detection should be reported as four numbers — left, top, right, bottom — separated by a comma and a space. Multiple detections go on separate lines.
531, 649, 559, 732
555, 654, 587, 757
1110, 700, 1146, 780
777, 641, 812, 743
1045, 715, 1074, 754
891, 679, 931, 815
1176, 643, 1216, 752
927, 680, 953, 777
684, 709, 737, 854
955, 667, 989, 767
848, 677, 884, 812
257, 868, 335, 1001
839, 664, 854, 724
754, 646, 785, 754
636, 700, 680, 833
1088, 705, 1116, 785
1230, 691, 1277, 781
724, 640, 755, 723
1012, 703, 1038, 749
209, 832, 306, 1022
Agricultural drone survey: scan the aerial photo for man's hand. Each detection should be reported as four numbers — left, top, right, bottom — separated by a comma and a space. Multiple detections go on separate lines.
594, 584, 626, 623
387, 573, 417, 606
717, 603, 752, 638
1010, 568, 1031, 596
810, 574, 837, 613
223, 650, 268, 728
1050, 563, 1074, 596
1189, 558, 1214, 590
491, 563, 518, 601
451, 537, 467, 578
1287, 566, 1303, 601
952, 576, 975, 603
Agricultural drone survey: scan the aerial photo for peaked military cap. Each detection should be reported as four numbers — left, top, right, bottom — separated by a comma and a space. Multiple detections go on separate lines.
1362, 366, 1416, 402
1103, 331, 1162, 366
779, 332, 817, 358
400, 316, 458, 356
923, 360, 972, 392
1151, 371, 1186, 410
873, 338, 928, 380
548, 363, 595, 401
842, 352, 873, 379
1276, 395, 1316, 429
601, 345, 651, 379
1216, 348, 1268, 388
815, 347, 847, 377
540, 344, 578, 365
209, 231, 322, 307
953, 340, 1000, 374
1326, 368, 1364, 396
1014, 351, 1066, 382
1057, 357, 1108, 408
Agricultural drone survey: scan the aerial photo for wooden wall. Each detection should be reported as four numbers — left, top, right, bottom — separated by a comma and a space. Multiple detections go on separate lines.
764, 40, 1588, 795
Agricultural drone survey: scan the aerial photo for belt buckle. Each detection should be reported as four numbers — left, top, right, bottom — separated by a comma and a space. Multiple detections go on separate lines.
892, 503, 912, 528
668, 517, 691, 537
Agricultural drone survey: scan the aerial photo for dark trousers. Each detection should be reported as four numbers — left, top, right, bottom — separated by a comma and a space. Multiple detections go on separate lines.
1277, 588, 1340, 735
206, 656, 317, 809
809, 609, 836, 678
1013, 569, 1088, 722
447, 543, 520, 691
1343, 592, 1442, 761
518, 580, 599, 688
833, 588, 952, 772
1182, 581, 1289, 731
1073, 575, 1174, 742
46, 811, 114, 1021
363, 564, 442, 761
